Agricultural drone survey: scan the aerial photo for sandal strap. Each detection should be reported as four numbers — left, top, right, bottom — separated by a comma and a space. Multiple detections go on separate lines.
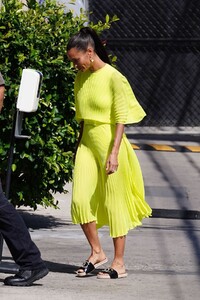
79, 260, 95, 274
103, 268, 118, 279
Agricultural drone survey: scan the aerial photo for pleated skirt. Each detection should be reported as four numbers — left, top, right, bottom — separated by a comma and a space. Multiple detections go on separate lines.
71, 122, 152, 238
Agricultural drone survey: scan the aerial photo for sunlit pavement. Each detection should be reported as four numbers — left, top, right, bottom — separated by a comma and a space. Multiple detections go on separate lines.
1, 128, 200, 300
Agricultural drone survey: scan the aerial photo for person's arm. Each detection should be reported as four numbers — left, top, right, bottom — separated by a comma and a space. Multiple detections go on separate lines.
0, 85, 5, 113
106, 123, 124, 175
77, 121, 84, 147
74, 121, 84, 162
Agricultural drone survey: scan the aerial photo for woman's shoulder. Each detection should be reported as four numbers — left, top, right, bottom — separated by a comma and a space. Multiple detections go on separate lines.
105, 64, 120, 74
105, 65, 129, 87
103, 64, 126, 81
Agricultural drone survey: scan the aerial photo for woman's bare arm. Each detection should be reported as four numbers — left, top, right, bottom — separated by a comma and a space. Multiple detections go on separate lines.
106, 123, 124, 175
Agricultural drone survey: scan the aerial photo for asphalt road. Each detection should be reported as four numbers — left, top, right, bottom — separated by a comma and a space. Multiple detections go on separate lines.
0, 128, 200, 299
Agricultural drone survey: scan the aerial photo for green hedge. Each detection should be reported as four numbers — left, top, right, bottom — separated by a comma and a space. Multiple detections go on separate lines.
0, 0, 118, 208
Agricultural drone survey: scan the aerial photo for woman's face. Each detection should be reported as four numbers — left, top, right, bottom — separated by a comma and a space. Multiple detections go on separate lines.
67, 47, 93, 72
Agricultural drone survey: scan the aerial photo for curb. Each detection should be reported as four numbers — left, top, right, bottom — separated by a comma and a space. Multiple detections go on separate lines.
152, 208, 200, 219
131, 143, 200, 152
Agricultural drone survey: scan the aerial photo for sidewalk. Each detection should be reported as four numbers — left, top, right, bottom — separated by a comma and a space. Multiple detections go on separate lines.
125, 126, 200, 144
0, 181, 200, 300
1, 136, 200, 299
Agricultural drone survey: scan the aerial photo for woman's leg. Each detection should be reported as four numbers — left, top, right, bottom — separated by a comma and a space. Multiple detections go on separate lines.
97, 236, 127, 279
111, 236, 126, 273
77, 221, 107, 275
81, 221, 106, 263
97, 235, 127, 278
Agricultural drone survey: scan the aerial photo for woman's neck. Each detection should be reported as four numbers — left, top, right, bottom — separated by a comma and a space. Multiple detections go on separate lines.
89, 56, 106, 72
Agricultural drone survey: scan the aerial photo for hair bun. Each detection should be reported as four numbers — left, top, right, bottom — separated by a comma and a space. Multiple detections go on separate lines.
80, 27, 92, 35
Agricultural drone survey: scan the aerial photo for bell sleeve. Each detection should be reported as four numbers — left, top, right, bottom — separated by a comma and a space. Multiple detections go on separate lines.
111, 71, 146, 124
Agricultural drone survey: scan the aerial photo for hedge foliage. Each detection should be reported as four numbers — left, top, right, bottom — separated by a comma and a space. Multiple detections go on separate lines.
0, 0, 118, 208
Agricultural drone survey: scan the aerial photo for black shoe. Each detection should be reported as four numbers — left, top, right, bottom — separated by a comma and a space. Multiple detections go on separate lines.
4, 267, 49, 286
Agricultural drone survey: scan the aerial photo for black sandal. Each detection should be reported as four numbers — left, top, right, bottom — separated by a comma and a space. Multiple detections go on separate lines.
76, 258, 108, 277
97, 268, 127, 279
76, 260, 95, 277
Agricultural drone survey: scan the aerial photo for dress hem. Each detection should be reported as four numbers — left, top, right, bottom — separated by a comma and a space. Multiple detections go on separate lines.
72, 211, 152, 238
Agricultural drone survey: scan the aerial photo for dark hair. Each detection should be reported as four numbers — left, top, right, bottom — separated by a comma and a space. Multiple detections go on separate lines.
67, 27, 111, 65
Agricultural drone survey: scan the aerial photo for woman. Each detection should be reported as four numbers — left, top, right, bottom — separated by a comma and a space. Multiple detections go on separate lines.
67, 27, 152, 279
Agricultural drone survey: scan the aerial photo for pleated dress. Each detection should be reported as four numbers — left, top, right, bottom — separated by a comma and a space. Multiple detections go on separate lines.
71, 64, 152, 238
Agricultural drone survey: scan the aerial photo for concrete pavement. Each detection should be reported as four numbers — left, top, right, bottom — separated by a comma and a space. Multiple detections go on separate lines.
0, 128, 200, 300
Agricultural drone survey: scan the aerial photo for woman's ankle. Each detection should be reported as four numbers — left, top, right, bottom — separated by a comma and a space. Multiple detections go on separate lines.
111, 259, 125, 269
88, 249, 106, 264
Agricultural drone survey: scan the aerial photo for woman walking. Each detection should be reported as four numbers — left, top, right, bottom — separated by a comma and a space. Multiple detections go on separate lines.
67, 27, 152, 279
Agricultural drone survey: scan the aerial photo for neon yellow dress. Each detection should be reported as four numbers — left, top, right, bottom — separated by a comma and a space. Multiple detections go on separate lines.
71, 64, 152, 238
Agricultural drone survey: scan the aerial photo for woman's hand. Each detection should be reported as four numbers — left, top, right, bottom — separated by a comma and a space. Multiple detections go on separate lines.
73, 121, 84, 163
106, 153, 118, 175
106, 123, 124, 175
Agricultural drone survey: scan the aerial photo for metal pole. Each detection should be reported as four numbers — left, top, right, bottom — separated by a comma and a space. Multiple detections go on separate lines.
0, 234, 3, 261
5, 110, 17, 199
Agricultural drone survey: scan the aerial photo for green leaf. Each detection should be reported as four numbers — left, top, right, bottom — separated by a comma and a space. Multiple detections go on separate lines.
105, 14, 110, 23
11, 164, 17, 172
0, 0, 118, 209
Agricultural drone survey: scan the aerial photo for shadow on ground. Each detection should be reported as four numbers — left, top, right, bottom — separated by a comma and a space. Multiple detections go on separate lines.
18, 210, 69, 230
44, 261, 78, 274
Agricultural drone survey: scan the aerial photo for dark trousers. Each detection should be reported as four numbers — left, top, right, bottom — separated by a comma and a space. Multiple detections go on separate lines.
0, 179, 45, 270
